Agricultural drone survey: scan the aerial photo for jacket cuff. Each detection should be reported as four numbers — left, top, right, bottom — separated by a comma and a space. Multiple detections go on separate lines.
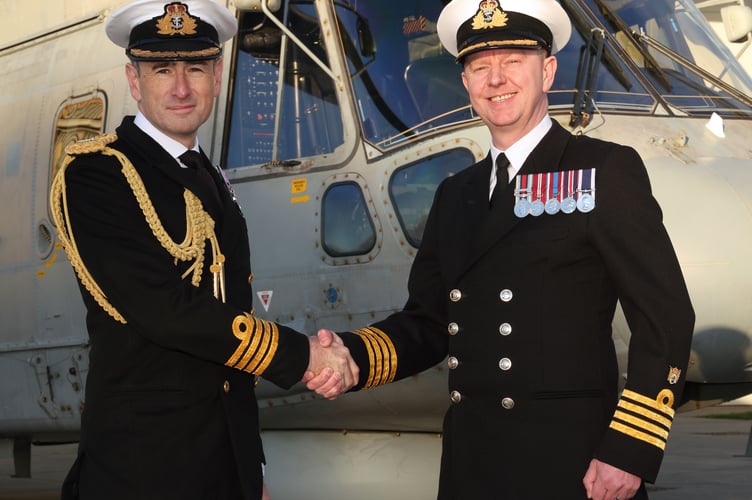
595, 388, 677, 482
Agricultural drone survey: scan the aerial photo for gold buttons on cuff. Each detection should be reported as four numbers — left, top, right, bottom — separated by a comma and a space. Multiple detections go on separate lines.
223, 380, 230, 393
449, 289, 462, 302
450, 390, 462, 404
448, 322, 460, 335
501, 397, 515, 410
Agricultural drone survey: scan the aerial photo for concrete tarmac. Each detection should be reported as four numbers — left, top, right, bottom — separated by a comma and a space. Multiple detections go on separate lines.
647, 404, 752, 500
0, 405, 750, 500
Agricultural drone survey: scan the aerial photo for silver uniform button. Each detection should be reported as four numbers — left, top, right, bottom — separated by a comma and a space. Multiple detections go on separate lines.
448, 322, 459, 335
447, 357, 459, 369
450, 390, 462, 404
449, 289, 462, 302
499, 289, 513, 302
501, 397, 515, 410
499, 323, 512, 336
499, 357, 512, 371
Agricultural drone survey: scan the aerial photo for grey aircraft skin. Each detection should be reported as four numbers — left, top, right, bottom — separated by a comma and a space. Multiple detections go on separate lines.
2, 0, 752, 497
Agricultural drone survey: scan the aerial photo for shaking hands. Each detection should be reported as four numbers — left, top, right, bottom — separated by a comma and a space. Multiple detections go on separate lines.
303, 329, 359, 400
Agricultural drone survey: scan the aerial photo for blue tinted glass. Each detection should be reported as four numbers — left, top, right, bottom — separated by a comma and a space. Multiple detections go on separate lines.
576, 0, 752, 116
335, 0, 472, 146
322, 182, 376, 257
226, 6, 344, 168
550, 2, 654, 112
390, 148, 475, 247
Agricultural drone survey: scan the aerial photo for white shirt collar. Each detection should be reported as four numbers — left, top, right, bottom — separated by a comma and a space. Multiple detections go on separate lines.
489, 115, 552, 198
133, 112, 199, 160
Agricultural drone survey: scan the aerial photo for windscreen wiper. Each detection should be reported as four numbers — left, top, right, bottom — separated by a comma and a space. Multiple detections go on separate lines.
570, 28, 605, 127
560, 0, 632, 127
593, 0, 672, 91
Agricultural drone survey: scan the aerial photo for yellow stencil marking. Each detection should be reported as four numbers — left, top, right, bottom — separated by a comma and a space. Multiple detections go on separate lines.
291, 178, 307, 194
291, 195, 310, 204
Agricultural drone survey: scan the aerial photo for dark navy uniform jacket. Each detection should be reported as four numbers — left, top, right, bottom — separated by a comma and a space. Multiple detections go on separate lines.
339, 121, 694, 499
56, 117, 309, 500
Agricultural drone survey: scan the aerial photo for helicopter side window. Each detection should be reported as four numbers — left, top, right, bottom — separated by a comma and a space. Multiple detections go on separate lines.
321, 182, 376, 257
389, 148, 475, 248
225, 5, 344, 168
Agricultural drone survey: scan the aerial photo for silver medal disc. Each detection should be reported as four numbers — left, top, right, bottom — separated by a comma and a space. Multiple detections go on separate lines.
561, 197, 577, 214
545, 198, 560, 215
530, 200, 545, 217
577, 193, 595, 213
514, 199, 531, 218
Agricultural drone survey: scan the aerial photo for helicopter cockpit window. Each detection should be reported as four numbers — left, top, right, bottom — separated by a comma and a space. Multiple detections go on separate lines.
601, 0, 752, 116
551, 1, 655, 114
334, 0, 473, 149
390, 148, 475, 248
321, 182, 377, 257
226, 4, 344, 168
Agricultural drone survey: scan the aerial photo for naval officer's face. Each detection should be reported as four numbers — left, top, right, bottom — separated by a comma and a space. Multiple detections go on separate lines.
461, 47, 556, 149
126, 59, 222, 148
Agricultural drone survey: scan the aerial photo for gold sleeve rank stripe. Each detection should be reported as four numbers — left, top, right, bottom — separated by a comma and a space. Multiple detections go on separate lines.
226, 313, 279, 375
609, 389, 676, 451
609, 421, 669, 451
353, 327, 397, 389
613, 410, 669, 440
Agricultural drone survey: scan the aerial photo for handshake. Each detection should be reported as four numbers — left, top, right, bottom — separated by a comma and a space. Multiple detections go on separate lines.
303, 329, 359, 400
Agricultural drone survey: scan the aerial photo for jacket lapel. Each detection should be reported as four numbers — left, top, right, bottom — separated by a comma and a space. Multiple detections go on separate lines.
119, 121, 225, 220
459, 122, 572, 276
517, 121, 571, 177
117, 118, 249, 273
441, 155, 488, 279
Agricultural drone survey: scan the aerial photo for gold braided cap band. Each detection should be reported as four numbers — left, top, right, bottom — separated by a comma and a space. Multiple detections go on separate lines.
128, 46, 221, 59
50, 133, 226, 324
456, 38, 542, 60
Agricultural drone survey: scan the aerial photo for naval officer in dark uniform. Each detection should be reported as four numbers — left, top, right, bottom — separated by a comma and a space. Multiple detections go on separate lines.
51, 1, 357, 499
305, 0, 694, 498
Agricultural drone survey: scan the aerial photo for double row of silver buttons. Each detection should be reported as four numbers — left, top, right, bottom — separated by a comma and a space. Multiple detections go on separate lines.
447, 287, 516, 410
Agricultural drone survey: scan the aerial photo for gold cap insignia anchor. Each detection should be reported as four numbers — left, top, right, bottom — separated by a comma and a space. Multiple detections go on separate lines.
156, 3, 198, 37
472, 0, 508, 31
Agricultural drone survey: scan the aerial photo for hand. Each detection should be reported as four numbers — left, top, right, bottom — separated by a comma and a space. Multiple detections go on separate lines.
302, 329, 359, 399
583, 458, 641, 500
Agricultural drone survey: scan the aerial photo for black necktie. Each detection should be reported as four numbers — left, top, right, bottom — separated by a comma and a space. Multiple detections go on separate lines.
491, 153, 510, 207
179, 150, 222, 207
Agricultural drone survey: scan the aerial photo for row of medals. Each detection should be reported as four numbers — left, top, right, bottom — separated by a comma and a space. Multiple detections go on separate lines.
513, 169, 596, 218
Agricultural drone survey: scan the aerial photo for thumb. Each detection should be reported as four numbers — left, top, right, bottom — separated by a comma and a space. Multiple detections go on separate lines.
582, 459, 596, 498
317, 328, 334, 347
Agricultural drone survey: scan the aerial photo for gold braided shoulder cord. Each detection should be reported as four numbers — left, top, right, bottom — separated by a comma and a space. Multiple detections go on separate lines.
50, 135, 226, 325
